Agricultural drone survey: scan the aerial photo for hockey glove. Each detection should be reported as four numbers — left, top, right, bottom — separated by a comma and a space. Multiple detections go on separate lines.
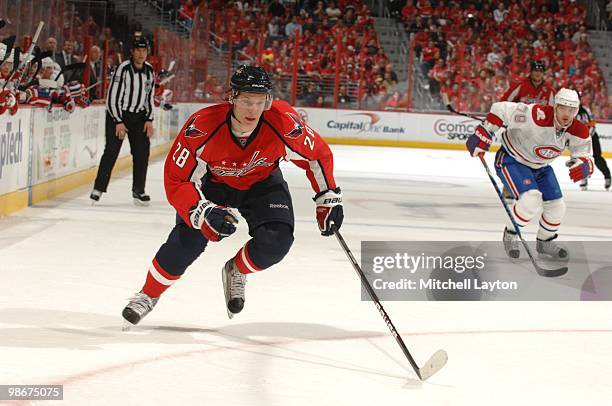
314, 188, 344, 236
567, 157, 593, 183
466, 125, 493, 157
189, 200, 238, 242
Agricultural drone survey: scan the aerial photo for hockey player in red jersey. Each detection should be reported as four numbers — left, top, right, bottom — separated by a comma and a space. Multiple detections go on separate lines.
499, 60, 555, 201
122, 65, 344, 324
501, 61, 554, 105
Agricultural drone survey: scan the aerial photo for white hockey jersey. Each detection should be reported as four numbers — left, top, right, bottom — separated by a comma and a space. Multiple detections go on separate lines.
485, 102, 591, 169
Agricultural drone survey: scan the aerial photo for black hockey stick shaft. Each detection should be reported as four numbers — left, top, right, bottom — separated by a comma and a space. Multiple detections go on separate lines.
478, 155, 567, 277
2, 21, 44, 91
443, 98, 566, 276
54, 62, 86, 81
332, 227, 447, 380
447, 102, 483, 122
0, 35, 16, 66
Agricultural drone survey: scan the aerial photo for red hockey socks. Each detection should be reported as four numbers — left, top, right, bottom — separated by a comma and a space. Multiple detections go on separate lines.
142, 258, 181, 298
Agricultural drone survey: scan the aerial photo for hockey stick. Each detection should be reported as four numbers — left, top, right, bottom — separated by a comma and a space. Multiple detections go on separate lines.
0, 35, 16, 65
441, 93, 484, 122
2, 21, 44, 91
332, 226, 448, 381
477, 155, 567, 277
54, 62, 86, 81
18, 49, 53, 90
441, 94, 568, 277
11, 21, 44, 86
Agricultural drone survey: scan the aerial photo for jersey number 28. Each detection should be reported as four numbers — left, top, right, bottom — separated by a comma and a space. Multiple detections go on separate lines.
172, 142, 190, 168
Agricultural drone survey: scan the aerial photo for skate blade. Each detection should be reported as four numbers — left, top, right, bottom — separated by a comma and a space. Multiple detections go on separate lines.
133, 199, 150, 207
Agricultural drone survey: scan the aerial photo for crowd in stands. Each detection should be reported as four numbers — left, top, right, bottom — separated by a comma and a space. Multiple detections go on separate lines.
388, 0, 610, 119
3, 0, 610, 119
168, 0, 406, 110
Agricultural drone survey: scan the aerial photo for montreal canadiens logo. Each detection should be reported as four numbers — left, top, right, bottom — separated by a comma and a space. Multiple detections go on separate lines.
534, 146, 561, 159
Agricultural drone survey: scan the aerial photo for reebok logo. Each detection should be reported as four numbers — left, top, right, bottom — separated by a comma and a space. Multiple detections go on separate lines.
269, 203, 289, 210
0, 120, 23, 179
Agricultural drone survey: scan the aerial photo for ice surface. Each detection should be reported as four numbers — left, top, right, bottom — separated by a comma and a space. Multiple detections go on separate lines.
1, 146, 611, 405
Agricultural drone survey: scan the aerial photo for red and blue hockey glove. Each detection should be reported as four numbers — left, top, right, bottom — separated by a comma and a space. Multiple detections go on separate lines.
189, 200, 238, 242
567, 157, 593, 183
466, 125, 494, 157
314, 188, 343, 236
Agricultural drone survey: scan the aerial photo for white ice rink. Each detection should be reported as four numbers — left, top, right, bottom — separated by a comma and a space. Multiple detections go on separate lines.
1, 145, 611, 405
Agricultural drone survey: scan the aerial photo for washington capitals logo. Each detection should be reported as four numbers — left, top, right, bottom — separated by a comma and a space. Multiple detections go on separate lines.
211, 150, 273, 177
284, 113, 304, 139
184, 116, 207, 138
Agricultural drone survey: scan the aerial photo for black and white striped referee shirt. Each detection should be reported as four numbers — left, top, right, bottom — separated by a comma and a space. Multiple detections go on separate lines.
106, 59, 155, 123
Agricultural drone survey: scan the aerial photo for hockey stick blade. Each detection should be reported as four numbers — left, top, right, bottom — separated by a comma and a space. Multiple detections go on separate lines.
477, 155, 569, 278
535, 263, 568, 278
417, 349, 448, 381
442, 99, 568, 278
332, 227, 447, 381
521, 240, 568, 277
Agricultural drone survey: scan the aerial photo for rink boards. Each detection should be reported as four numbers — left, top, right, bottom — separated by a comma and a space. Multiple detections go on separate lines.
0, 104, 197, 215
1, 103, 611, 215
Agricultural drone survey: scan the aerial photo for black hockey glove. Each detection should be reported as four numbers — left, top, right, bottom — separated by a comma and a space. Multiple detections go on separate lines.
189, 200, 238, 242
314, 188, 343, 236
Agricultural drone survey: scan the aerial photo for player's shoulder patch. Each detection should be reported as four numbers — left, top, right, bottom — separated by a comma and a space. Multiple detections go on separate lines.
531, 104, 554, 127
264, 100, 306, 140
183, 103, 229, 138
567, 119, 590, 139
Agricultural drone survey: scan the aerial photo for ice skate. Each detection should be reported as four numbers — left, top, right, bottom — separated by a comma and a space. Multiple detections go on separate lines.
503, 227, 520, 259
221, 259, 246, 319
536, 235, 568, 259
133, 191, 151, 207
122, 291, 159, 328
579, 179, 588, 191
605, 178, 611, 191
90, 189, 102, 205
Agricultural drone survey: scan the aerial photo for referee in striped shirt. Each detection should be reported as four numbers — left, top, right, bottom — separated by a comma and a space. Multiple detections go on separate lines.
91, 37, 155, 205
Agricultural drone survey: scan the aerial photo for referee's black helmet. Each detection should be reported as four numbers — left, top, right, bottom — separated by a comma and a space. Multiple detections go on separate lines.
132, 37, 149, 50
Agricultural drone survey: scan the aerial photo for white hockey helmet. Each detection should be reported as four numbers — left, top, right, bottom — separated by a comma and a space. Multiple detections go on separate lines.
41, 57, 55, 69
0, 47, 15, 65
554, 88, 580, 109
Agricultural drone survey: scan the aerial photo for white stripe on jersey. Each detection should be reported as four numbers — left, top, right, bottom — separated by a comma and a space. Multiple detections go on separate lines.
106, 60, 155, 122
308, 160, 329, 192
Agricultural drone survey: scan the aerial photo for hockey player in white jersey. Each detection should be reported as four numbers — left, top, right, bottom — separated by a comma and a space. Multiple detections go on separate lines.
466, 88, 592, 259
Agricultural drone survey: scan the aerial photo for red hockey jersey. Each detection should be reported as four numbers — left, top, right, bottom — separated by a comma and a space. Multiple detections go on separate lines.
164, 100, 337, 223
500, 78, 554, 105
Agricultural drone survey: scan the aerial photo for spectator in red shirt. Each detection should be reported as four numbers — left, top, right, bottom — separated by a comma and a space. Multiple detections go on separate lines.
428, 58, 447, 94
421, 40, 438, 71
402, 0, 417, 23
